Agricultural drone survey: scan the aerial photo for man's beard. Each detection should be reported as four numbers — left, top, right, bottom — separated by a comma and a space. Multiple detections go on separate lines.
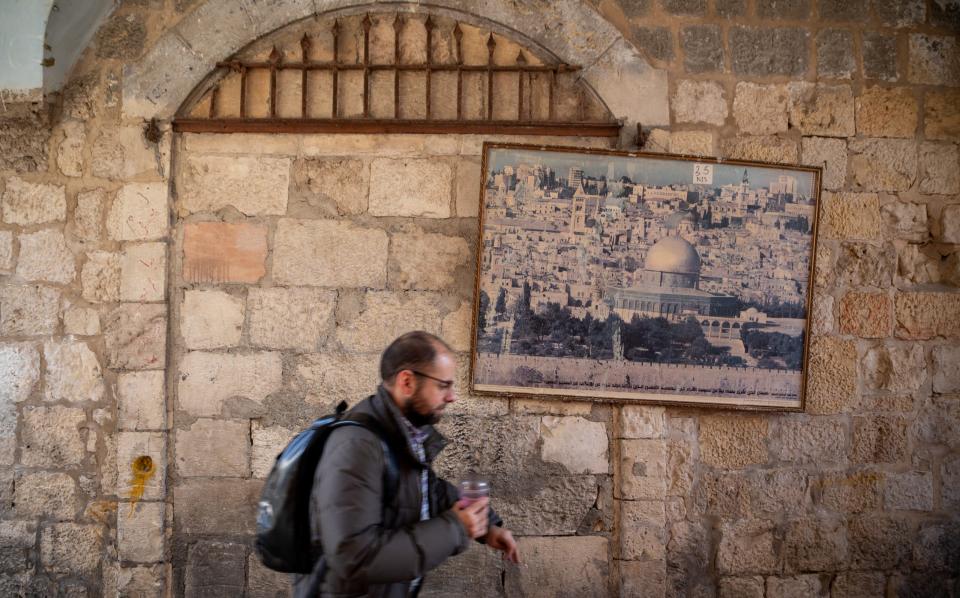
403, 389, 441, 427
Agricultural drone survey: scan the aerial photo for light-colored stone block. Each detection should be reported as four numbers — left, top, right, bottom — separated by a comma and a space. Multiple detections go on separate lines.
20, 405, 86, 467
800, 136, 846, 190
390, 231, 470, 290
776, 415, 846, 465
294, 352, 381, 405
720, 135, 798, 164
82, 251, 121, 303
918, 142, 960, 195
336, 291, 444, 353
74, 188, 105, 242
0, 342, 40, 410
620, 560, 668, 598
182, 221, 268, 284
821, 192, 882, 240
117, 370, 166, 431
1, 177, 66, 225
0, 284, 60, 336
0, 230, 12, 273
848, 138, 917, 192
620, 499, 666, 561
176, 418, 249, 477
174, 479, 261, 535
92, 125, 162, 180
117, 431, 165, 502
884, 471, 933, 511
838, 292, 892, 338
107, 183, 168, 241
63, 305, 100, 336
16, 229, 76, 284
179, 154, 290, 215
851, 415, 908, 464
717, 519, 777, 575
369, 158, 453, 218
178, 351, 282, 417
732, 82, 788, 134
180, 289, 244, 350
440, 301, 473, 353
540, 416, 607, 474
621, 439, 668, 500
855, 86, 918, 138
57, 120, 85, 177
504, 536, 609, 598
669, 130, 714, 156
862, 344, 927, 392
252, 422, 296, 478
117, 565, 164, 597
455, 157, 482, 217
673, 80, 728, 126
620, 406, 665, 439
273, 219, 389, 288
14, 471, 77, 520
248, 287, 337, 351
788, 83, 855, 137
40, 523, 102, 576
291, 158, 368, 215
700, 415, 768, 468
924, 90, 960, 141
121, 242, 166, 302
943, 205, 960, 243
118, 502, 164, 562
104, 303, 167, 370
895, 292, 960, 339
882, 201, 927, 242
932, 345, 960, 393
43, 339, 104, 403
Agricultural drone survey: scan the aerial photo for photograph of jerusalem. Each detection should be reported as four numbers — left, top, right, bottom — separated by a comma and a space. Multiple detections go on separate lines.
471, 145, 820, 409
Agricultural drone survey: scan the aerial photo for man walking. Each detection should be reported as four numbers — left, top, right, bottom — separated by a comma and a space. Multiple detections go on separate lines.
297, 331, 520, 597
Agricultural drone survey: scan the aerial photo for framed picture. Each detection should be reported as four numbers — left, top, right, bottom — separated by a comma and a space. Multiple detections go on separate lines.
469, 143, 822, 411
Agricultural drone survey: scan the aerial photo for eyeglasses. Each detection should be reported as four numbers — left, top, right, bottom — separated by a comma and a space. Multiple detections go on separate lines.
411, 370, 455, 391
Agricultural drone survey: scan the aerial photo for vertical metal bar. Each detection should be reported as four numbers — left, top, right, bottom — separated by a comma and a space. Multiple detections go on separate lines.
454, 23, 463, 120
425, 16, 434, 119
269, 45, 280, 118
240, 66, 248, 118
548, 68, 556, 121
393, 15, 402, 119
486, 33, 496, 120
209, 85, 219, 118
332, 19, 340, 118
300, 34, 311, 117
362, 14, 372, 118
516, 50, 525, 121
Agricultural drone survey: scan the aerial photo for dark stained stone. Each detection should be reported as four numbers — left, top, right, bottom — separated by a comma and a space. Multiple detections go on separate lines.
681, 25, 724, 73
731, 27, 808, 76
817, 29, 856, 78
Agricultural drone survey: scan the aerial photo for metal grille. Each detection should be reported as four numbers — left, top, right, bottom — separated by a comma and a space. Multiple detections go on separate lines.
174, 12, 621, 137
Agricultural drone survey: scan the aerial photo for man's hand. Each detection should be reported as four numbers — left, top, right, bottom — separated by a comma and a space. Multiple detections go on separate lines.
484, 526, 520, 564
452, 497, 489, 539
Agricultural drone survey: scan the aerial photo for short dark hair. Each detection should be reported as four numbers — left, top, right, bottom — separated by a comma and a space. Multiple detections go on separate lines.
380, 331, 452, 383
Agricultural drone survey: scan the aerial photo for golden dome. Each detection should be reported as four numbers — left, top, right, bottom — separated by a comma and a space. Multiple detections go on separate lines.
644, 236, 701, 274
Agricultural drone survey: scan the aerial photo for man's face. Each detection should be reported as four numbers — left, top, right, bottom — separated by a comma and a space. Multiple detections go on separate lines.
404, 351, 457, 427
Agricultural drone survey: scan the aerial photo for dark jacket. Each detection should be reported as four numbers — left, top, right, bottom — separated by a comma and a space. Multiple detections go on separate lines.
297, 387, 502, 597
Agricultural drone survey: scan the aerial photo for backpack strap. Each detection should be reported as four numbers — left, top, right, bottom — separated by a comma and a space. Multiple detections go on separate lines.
329, 416, 399, 506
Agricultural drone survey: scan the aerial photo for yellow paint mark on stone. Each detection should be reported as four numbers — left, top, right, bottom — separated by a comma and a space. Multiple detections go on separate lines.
128, 455, 156, 516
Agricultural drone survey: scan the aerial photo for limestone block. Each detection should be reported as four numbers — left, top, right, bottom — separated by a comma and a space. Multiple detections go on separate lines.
511, 399, 590, 417
0, 284, 59, 336
489, 474, 602, 536
104, 304, 166, 370
913, 522, 960, 574
819, 471, 882, 514
175, 418, 249, 477
855, 86, 918, 138
942, 205, 960, 243
122, 31, 209, 119
817, 29, 855, 79
43, 339, 104, 403
918, 142, 960, 195
291, 158, 368, 215
697, 470, 750, 519
0, 230, 12, 273
178, 351, 282, 417
504, 536, 608, 598
91, 125, 162, 181
120, 242, 166, 302
882, 201, 927, 242
800, 136, 845, 190
74, 189, 105, 242
885, 471, 933, 510
620, 560, 667, 598
620, 439, 668, 500
717, 519, 777, 575
787, 83, 855, 137
107, 183, 168, 241
620, 499, 666, 561
848, 138, 917, 192
369, 158, 453, 218
117, 370, 166, 430
56, 120, 85, 178
897, 244, 941, 285
63, 306, 100, 336
301, 135, 461, 157
182, 222, 268, 284
118, 502, 164, 562
184, 540, 247, 598
811, 293, 834, 334
895, 292, 960, 339
669, 130, 714, 156
852, 415, 908, 464
732, 82, 788, 135
248, 553, 295, 598
390, 231, 470, 290
924, 90, 960, 141
932, 345, 960, 393
913, 397, 960, 450
82, 251, 121, 303
1, 177, 66, 225
848, 515, 911, 568
862, 344, 926, 392
248, 287, 337, 351
336, 292, 444, 353
749, 469, 810, 515
838, 292, 891, 338
782, 517, 848, 573
273, 219, 388, 288
40, 523, 102, 576
16, 229, 76, 284
620, 406, 665, 439
699, 415, 768, 468
456, 157, 482, 217
908, 34, 959, 86
20, 405, 86, 467
439, 301, 473, 353
434, 415, 540, 482
539, 416, 607, 474
941, 456, 960, 509
720, 135, 797, 165
117, 431, 165, 502
835, 242, 895, 287
767, 576, 826, 598
174, 479, 261, 535
0, 342, 40, 409
821, 192, 882, 240
719, 577, 764, 598
0, 521, 36, 576
179, 154, 289, 215
180, 289, 244, 349
293, 352, 380, 405
251, 422, 296, 479
673, 80, 727, 126
775, 415, 846, 465
14, 472, 77, 520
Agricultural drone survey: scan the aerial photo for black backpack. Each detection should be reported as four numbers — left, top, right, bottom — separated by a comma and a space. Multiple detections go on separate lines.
255, 401, 399, 573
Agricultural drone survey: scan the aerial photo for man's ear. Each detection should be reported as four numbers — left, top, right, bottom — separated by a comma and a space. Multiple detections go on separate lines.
394, 369, 416, 397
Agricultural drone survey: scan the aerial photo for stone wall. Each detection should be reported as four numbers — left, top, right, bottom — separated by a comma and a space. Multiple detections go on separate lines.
0, 0, 957, 597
